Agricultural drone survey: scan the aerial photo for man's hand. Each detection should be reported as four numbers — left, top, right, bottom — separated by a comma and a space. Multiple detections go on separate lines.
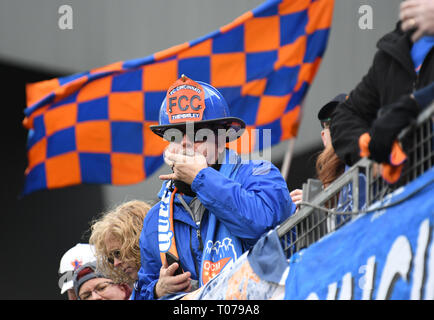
159, 149, 208, 185
290, 189, 303, 213
290, 189, 303, 206
400, 0, 434, 42
154, 262, 192, 299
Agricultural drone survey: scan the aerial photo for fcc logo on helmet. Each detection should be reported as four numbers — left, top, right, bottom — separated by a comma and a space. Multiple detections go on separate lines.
166, 76, 205, 124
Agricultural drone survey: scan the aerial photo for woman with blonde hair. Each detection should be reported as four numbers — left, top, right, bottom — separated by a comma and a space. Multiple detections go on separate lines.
89, 200, 153, 298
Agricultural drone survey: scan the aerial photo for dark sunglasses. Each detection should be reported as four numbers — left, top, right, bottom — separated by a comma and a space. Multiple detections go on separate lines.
163, 126, 224, 143
320, 119, 331, 129
107, 250, 121, 265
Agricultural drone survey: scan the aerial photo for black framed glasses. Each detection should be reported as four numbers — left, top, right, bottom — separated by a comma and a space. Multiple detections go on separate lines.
107, 250, 121, 265
79, 281, 115, 300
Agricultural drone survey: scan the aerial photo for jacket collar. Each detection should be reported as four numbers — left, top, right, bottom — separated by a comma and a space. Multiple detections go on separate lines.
376, 22, 416, 76
157, 180, 194, 205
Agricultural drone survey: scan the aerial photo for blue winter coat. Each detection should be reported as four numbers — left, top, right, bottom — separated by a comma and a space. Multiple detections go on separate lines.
134, 157, 296, 300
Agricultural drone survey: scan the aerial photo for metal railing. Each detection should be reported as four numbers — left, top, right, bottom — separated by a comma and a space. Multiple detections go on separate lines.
277, 102, 434, 258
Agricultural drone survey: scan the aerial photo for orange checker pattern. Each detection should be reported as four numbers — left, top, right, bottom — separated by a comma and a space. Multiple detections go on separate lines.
108, 92, 144, 121
178, 39, 212, 59
75, 121, 112, 153
211, 53, 246, 87
275, 36, 307, 69
111, 153, 145, 185
281, 105, 301, 140
22, 0, 334, 194
244, 16, 280, 53
306, 0, 334, 34
295, 57, 322, 91
143, 59, 178, 91
26, 79, 60, 107
27, 138, 47, 171
241, 79, 267, 97
279, 0, 310, 15
44, 103, 77, 136
255, 94, 292, 126
76, 76, 112, 103
45, 152, 81, 189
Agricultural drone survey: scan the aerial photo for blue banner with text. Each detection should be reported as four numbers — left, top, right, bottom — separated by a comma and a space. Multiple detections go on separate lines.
285, 168, 434, 300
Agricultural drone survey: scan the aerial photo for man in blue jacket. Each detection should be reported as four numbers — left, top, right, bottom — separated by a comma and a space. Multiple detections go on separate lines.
135, 75, 296, 299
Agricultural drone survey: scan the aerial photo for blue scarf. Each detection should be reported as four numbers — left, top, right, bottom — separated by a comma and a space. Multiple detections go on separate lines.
411, 36, 434, 73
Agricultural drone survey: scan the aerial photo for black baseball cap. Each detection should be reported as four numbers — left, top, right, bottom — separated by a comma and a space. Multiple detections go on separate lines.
317, 93, 347, 123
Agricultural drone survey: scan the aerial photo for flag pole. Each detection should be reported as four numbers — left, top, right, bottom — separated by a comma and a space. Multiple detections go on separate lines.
280, 138, 295, 182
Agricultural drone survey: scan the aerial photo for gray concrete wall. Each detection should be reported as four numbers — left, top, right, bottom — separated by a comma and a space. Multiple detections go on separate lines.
0, 0, 402, 207
0, 0, 263, 71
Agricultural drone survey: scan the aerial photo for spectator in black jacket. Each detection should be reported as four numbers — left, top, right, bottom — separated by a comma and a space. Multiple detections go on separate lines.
330, 19, 434, 167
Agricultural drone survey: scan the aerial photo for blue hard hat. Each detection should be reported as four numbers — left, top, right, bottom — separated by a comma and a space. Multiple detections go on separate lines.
150, 75, 245, 142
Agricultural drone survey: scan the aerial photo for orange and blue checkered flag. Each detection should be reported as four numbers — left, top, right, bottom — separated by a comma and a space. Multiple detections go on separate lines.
23, 0, 334, 195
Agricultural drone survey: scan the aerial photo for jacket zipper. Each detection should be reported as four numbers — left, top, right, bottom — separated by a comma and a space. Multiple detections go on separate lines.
177, 194, 204, 250
189, 227, 200, 277
177, 194, 204, 276
196, 228, 203, 251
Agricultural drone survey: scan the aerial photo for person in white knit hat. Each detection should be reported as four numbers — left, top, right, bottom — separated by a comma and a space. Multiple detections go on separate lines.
58, 243, 96, 300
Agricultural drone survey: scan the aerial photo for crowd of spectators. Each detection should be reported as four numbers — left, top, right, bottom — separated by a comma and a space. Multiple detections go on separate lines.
57, 0, 433, 300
